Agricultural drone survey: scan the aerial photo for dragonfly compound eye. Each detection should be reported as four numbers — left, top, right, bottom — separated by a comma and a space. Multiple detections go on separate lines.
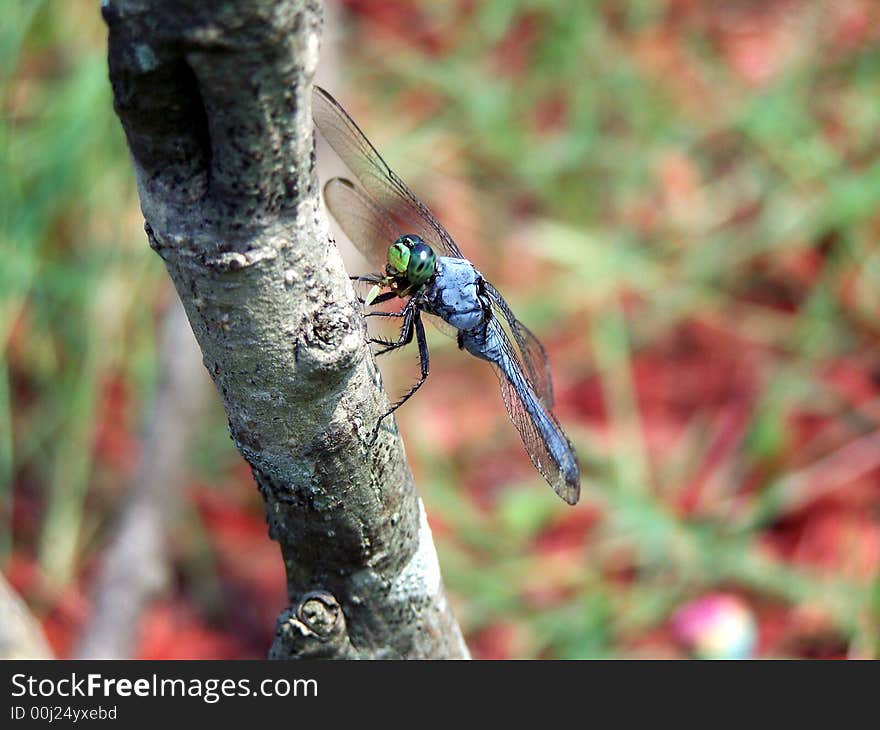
389, 235, 435, 285
388, 240, 411, 274
406, 240, 436, 285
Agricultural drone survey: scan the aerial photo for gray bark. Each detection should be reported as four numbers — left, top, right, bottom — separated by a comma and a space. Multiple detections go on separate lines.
103, 0, 468, 658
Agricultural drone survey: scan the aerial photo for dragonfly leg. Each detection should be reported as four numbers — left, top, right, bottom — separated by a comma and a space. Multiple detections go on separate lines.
365, 308, 406, 319
370, 301, 415, 355
370, 308, 429, 445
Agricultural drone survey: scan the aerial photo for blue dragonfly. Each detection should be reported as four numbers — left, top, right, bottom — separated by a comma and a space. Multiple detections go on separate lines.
313, 86, 580, 505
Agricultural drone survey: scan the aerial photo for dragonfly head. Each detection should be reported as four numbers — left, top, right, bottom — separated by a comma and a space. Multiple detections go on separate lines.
388, 235, 436, 287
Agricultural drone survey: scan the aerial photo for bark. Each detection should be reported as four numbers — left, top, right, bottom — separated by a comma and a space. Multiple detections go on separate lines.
103, 0, 468, 658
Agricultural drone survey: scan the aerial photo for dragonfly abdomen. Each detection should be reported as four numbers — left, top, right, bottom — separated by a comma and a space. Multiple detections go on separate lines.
461, 320, 580, 504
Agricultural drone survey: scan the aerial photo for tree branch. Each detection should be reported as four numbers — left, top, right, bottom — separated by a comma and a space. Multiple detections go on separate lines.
103, 0, 467, 658
76, 297, 210, 659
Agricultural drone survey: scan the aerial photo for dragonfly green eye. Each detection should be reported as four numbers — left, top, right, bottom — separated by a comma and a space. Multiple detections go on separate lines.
388, 239, 411, 274
389, 235, 436, 286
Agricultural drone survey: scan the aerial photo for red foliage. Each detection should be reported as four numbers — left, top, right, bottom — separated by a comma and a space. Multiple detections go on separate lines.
532, 91, 568, 135
339, 0, 454, 56
468, 621, 527, 660
92, 373, 140, 475
136, 602, 246, 660
191, 485, 287, 648
493, 11, 541, 76
533, 508, 599, 557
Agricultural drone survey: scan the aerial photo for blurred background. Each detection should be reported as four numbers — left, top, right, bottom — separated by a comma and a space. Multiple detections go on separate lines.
2, 0, 879, 659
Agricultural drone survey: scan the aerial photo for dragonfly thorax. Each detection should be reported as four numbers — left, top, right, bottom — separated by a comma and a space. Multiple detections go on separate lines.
388, 234, 436, 287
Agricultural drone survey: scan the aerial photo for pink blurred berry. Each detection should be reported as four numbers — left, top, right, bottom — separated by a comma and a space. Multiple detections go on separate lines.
671, 593, 757, 659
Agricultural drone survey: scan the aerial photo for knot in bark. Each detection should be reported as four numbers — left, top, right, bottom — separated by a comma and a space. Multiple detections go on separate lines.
269, 590, 357, 659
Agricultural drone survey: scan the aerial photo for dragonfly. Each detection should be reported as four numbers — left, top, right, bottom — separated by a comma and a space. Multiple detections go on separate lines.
312, 86, 580, 505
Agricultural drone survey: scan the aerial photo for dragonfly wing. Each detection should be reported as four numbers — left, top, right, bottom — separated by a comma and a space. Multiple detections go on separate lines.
423, 313, 459, 339
484, 282, 555, 409
313, 85, 464, 259
487, 319, 580, 505
324, 177, 400, 269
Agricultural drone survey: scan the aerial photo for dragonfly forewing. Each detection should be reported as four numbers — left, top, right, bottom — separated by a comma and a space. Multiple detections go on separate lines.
324, 177, 400, 269
312, 86, 464, 260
